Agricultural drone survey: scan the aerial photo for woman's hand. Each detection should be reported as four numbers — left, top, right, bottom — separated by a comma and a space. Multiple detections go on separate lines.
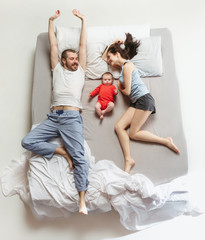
117, 80, 123, 92
113, 38, 124, 44
72, 9, 86, 21
49, 10, 61, 21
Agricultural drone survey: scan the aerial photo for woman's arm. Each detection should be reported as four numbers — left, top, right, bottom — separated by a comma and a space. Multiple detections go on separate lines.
102, 39, 124, 63
102, 46, 109, 62
119, 62, 135, 96
48, 10, 61, 70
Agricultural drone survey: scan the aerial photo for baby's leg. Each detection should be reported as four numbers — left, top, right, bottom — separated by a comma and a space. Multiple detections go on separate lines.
95, 102, 103, 119
101, 102, 114, 117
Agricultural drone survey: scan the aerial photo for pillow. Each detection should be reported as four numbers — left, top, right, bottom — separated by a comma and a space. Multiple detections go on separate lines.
56, 27, 80, 56
56, 24, 150, 47
87, 25, 150, 44
132, 36, 163, 77
86, 42, 109, 79
55, 24, 152, 79
109, 36, 163, 78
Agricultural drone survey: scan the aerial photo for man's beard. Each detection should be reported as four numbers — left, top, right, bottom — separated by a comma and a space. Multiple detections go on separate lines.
68, 63, 78, 71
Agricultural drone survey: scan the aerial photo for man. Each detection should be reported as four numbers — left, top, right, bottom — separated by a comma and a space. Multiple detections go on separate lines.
22, 9, 88, 215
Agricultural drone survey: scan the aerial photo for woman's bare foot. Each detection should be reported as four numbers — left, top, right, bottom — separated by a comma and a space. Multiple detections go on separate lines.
165, 137, 180, 154
55, 147, 74, 170
124, 157, 135, 173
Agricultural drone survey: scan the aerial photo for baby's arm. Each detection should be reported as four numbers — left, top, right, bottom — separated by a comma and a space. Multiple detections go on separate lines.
89, 85, 101, 98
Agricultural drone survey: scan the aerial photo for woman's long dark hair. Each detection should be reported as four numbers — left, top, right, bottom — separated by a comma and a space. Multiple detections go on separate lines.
107, 33, 140, 60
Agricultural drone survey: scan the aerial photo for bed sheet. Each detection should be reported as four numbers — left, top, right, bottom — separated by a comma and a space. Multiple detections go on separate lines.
1, 137, 195, 231
32, 28, 188, 185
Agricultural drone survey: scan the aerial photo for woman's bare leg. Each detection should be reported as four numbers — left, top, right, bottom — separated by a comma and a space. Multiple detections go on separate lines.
129, 109, 180, 153
79, 191, 88, 215
55, 147, 74, 170
115, 107, 136, 173
115, 108, 179, 174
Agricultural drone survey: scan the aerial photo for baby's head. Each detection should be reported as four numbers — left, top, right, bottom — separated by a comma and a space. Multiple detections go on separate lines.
102, 72, 114, 86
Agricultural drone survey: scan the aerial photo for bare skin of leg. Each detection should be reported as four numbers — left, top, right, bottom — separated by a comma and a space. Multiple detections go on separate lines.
101, 102, 114, 119
79, 191, 88, 215
95, 102, 114, 120
129, 109, 180, 153
115, 107, 180, 174
55, 147, 74, 170
115, 107, 136, 173
95, 102, 103, 119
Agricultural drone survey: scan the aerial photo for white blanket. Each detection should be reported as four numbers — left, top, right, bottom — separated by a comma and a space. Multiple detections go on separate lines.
1, 138, 204, 231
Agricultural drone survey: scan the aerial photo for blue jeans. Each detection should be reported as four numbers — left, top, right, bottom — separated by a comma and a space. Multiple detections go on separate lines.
22, 110, 89, 192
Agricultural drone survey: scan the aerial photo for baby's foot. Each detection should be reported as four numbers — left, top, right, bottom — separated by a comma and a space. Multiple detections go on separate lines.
100, 115, 104, 120
124, 158, 135, 173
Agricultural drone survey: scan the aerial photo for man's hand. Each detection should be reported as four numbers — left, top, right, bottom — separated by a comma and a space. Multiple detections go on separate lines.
72, 9, 86, 21
49, 10, 61, 21
73, 9, 87, 70
48, 10, 60, 70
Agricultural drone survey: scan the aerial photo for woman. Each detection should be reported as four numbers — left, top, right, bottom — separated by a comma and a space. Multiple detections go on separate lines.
102, 33, 179, 173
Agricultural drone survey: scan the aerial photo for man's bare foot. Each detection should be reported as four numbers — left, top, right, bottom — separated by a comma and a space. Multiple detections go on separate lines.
55, 147, 74, 170
79, 191, 88, 215
79, 201, 88, 215
165, 137, 180, 154
124, 158, 135, 173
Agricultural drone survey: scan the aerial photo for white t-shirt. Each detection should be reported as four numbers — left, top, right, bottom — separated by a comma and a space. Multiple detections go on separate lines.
51, 63, 85, 109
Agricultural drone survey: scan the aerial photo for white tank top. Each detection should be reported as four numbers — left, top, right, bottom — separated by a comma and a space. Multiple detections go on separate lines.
51, 63, 85, 109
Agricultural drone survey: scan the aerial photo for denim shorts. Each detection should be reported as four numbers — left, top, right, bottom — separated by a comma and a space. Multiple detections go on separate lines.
130, 93, 156, 114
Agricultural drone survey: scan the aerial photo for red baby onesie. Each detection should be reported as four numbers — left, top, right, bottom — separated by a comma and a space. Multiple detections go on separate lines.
90, 84, 118, 110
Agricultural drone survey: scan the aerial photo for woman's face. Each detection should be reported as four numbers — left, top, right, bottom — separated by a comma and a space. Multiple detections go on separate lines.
107, 52, 118, 67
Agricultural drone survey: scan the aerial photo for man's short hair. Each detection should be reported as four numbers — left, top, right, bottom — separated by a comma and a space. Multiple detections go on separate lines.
61, 49, 77, 62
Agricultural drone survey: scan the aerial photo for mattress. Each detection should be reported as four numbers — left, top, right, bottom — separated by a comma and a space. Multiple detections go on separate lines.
32, 28, 188, 185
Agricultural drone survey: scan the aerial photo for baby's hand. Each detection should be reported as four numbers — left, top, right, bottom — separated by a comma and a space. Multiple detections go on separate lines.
49, 10, 61, 21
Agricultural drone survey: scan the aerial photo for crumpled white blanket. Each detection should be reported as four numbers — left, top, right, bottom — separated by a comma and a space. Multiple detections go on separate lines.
1, 136, 204, 231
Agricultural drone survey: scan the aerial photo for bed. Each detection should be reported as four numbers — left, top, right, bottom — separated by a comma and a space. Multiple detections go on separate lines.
1, 26, 194, 231
32, 27, 188, 184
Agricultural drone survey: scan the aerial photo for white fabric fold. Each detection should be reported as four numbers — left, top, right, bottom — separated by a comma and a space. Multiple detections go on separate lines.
1, 139, 204, 230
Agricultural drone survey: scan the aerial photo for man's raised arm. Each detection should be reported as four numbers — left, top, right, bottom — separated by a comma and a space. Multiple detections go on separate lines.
72, 9, 87, 71
48, 10, 60, 70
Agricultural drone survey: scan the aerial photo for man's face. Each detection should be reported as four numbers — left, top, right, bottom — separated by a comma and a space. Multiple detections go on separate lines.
62, 52, 79, 71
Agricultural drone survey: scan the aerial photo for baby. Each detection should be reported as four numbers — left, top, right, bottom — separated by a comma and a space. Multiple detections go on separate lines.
89, 72, 118, 120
